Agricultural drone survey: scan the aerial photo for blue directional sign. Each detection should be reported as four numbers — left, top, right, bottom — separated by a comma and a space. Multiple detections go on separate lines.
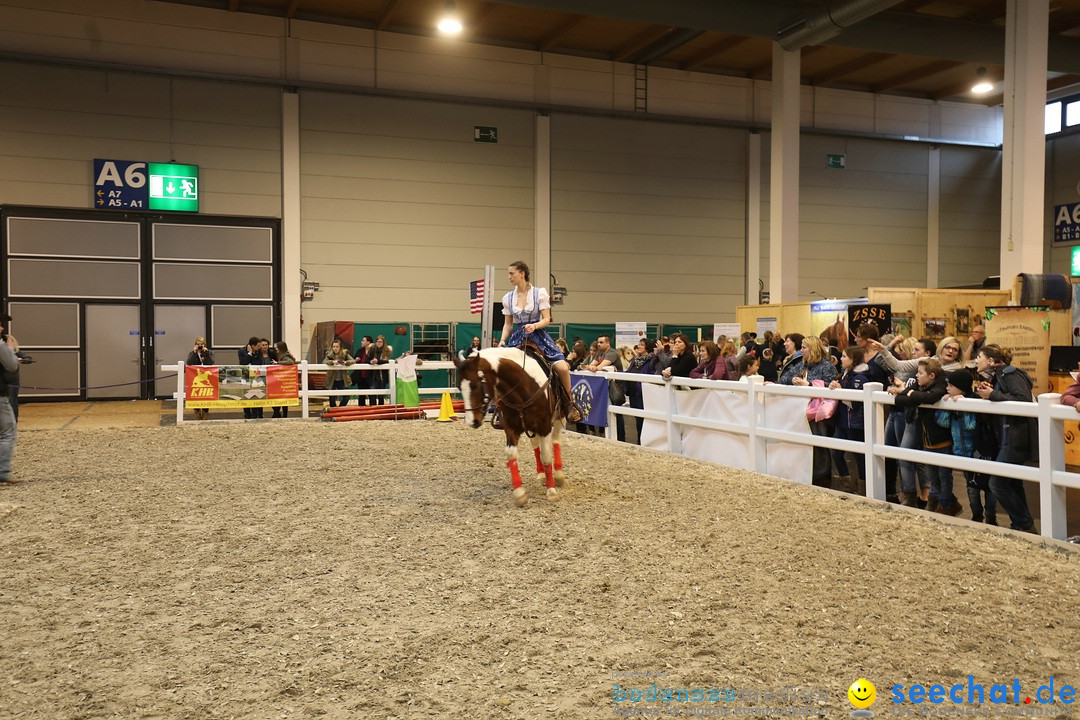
1054, 202, 1080, 245
94, 159, 148, 209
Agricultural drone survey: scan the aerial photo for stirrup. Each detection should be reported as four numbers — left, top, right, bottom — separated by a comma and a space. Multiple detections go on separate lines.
491, 408, 504, 429
564, 397, 583, 423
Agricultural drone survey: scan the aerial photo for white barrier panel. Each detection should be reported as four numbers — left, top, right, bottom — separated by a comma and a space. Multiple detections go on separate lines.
641, 384, 813, 484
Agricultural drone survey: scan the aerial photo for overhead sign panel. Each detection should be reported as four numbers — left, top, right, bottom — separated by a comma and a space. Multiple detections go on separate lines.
92, 159, 199, 213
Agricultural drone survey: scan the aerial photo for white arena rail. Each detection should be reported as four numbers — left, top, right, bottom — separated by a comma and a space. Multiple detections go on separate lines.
162, 360, 461, 422
597, 370, 1079, 542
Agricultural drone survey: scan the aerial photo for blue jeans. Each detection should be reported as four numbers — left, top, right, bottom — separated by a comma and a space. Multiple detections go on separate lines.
830, 424, 865, 481
965, 470, 997, 521
0, 397, 16, 481
924, 446, 956, 507
887, 411, 930, 495
329, 380, 348, 407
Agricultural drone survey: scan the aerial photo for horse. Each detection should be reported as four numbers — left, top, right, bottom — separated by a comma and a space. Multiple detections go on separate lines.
457, 347, 567, 506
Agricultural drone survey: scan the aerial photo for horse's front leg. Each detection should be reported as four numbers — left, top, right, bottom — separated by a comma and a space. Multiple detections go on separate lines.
538, 434, 558, 501
552, 418, 566, 487
504, 428, 527, 507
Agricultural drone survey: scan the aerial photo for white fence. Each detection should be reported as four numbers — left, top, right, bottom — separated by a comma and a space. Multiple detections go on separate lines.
599, 370, 1079, 541
162, 360, 461, 420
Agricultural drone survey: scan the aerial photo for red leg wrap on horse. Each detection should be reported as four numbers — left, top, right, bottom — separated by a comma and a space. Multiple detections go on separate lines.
533, 446, 543, 473
507, 458, 523, 489
544, 464, 555, 489
553, 443, 563, 470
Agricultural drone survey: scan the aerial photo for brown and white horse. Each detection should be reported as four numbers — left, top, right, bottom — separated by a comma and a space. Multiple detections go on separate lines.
457, 348, 566, 506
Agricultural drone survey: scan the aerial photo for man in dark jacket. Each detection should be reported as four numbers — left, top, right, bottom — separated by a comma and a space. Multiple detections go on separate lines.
0, 313, 19, 484
892, 357, 961, 515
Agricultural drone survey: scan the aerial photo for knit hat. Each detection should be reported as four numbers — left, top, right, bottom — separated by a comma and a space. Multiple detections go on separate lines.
944, 368, 973, 393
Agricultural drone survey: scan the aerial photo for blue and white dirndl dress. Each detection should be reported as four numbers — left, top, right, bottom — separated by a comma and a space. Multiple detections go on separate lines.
503, 286, 565, 363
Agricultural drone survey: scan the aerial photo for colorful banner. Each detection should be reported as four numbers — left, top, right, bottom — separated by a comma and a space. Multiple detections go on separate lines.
570, 372, 610, 427
185, 365, 300, 408
811, 298, 867, 347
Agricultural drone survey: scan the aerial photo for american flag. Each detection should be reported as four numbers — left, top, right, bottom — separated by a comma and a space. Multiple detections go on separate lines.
469, 279, 485, 314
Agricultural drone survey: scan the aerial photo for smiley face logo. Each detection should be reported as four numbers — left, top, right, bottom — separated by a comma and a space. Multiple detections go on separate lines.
848, 679, 876, 710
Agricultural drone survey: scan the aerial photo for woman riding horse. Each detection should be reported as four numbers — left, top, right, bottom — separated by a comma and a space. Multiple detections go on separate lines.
498, 260, 583, 423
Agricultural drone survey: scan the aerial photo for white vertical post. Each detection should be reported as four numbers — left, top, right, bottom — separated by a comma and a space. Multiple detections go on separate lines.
769, 43, 801, 303
1037, 393, 1067, 539
176, 360, 186, 424
665, 380, 681, 455
481, 264, 496, 349
746, 132, 762, 305
926, 146, 940, 289
535, 113, 551, 294
999, 0, 1048, 286
748, 375, 768, 473
281, 90, 302, 354
863, 382, 886, 500
300, 360, 309, 419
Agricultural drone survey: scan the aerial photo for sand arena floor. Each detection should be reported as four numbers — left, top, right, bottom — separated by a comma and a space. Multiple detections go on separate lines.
1, 415, 1078, 720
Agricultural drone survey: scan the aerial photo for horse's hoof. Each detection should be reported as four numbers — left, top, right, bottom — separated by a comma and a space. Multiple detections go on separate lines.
535, 471, 545, 483
512, 487, 528, 507
554, 470, 566, 487
546, 487, 560, 502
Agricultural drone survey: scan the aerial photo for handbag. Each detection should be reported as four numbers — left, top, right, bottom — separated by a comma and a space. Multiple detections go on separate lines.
608, 377, 626, 406
805, 379, 838, 421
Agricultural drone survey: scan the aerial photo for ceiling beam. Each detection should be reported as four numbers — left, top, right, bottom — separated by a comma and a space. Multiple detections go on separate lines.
612, 26, 674, 63
681, 35, 747, 71
810, 51, 894, 86
472, 1, 500, 28
538, 14, 588, 51
376, 0, 399, 31
492, 0, 1080, 75
872, 59, 963, 92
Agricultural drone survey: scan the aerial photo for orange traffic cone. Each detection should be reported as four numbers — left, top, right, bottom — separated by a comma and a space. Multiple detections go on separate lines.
436, 390, 456, 422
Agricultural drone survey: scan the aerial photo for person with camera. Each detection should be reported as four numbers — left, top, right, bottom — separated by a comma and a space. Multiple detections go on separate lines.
238, 335, 268, 418
0, 313, 20, 484
186, 337, 215, 420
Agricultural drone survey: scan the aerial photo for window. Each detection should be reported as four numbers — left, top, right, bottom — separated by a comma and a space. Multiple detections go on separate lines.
1047, 101, 1062, 134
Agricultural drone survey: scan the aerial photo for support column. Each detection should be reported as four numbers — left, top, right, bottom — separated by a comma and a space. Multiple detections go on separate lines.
770, 43, 801, 303
746, 132, 762, 305
999, 0, 1048, 288
281, 89, 302, 354
927, 146, 940, 288
534, 113, 552, 294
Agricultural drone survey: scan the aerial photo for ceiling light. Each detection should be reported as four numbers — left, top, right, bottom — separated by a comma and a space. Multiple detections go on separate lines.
437, 0, 462, 34
971, 66, 994, 94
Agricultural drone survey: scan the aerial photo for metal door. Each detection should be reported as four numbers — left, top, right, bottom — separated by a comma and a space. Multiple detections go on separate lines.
153, 305, 207, 397
85, 304, 142, 399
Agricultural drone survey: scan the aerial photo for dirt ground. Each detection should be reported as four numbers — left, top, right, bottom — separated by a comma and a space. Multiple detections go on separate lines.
1, 419, 1079, 720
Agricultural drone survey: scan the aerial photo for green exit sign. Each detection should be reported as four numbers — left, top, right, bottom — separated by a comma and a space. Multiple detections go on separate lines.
474, 126, 497, 143
826, 153, 845, 169
148, 162, 199, 212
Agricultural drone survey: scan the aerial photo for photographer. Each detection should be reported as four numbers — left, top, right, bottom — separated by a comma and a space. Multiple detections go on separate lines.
0, 313, 19, 484
186, 337, 214, 420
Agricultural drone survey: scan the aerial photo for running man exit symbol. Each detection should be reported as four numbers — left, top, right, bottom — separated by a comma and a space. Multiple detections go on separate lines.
474, 126, 498, 143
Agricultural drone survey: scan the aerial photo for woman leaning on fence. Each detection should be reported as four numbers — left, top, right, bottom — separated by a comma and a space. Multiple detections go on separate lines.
974, 344, 1037, 533
783, 336, 838, 487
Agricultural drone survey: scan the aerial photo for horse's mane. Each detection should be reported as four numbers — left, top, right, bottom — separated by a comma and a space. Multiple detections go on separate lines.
477, 348, 549, 388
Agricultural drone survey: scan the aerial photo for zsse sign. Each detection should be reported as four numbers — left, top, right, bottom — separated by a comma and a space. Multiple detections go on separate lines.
93, 159, 199, 213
